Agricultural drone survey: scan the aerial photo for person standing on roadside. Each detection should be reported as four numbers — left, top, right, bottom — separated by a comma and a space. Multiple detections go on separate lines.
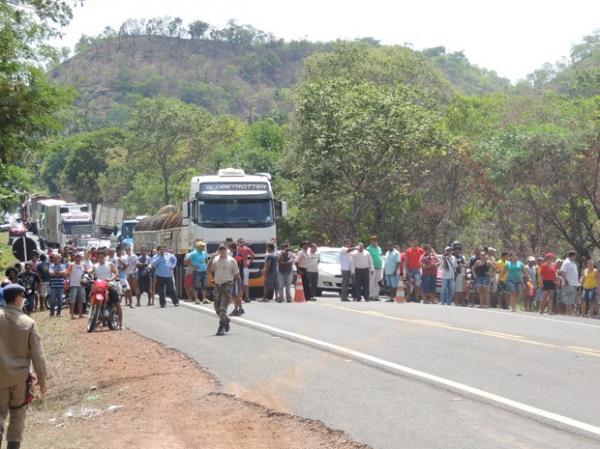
383, 243, 401, 302
307, 243, 320, 300
501, 252, 529, 312
65, 253, 88, 319
115, 247, 133, 308
227, 242, 245, 313
452, 242, 467, 306
473, 251, 495, 308
366, 236, 383, 301
125, 247, 139, 306
523, 256, 537, 312
420, 245, 439, 304
183, 247, 197, 303
189, 241, 209, 304
48, 254, 66, 317
0, 284, 47, 449
440, 246, 457, 305
236, 239, 255, 302
295, 241, 313, 301
36, 254, 50, 312
580, 259, 599, 318
404, 238, 425, 302
136, 247, 153, 306
339, 239, 354, 302
277, 243, 294, 303
559, 251, 580, 316
209, 244, 242, 336
539, 253, 557, 314
151, 246, 179, 308
351, 243, 373, 302
261, 242, 279, 302
495, 251, 509, 309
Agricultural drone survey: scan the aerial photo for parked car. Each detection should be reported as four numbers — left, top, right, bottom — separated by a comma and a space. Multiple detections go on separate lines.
316, 247, 344, 295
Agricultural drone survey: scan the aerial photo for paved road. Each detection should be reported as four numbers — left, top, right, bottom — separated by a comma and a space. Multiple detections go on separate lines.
124, 294, 600, 449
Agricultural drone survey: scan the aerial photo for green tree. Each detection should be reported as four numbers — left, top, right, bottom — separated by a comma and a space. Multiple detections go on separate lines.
0, 0, 76, 210
188, 20, 209, 39
61, 128, 128, 205
293, 78, 449, 239
127, 97, 214, 205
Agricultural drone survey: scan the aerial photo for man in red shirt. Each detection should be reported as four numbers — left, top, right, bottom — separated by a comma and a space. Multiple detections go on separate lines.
404, 238, 425, 302
236, 238, 255, 302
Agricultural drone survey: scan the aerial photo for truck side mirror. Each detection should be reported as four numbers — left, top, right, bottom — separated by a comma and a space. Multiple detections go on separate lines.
275, 200, 287, 218
183, 200, 193, 225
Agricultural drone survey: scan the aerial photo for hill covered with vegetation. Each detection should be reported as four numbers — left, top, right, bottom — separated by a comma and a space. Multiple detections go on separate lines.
49, 17, 511, 128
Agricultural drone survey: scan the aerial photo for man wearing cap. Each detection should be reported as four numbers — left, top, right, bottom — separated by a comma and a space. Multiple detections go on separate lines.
0, 283, 47, 449
189, 241, 209, 304
440, 246, 457, 305
209, 244, 242, 336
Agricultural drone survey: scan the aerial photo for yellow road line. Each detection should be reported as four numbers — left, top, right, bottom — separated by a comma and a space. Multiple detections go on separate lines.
322, 304, 600, 358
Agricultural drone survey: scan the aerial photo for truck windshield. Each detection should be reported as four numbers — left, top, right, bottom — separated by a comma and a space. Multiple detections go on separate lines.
198, 199, 274, 227
61, 222, 93, 235
121, 222, 136, 239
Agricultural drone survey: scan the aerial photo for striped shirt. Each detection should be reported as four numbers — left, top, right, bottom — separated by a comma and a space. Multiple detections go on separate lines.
49, 263, 66, 289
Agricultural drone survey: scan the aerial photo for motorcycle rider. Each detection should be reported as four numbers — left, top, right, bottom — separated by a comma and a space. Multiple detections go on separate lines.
16, 263, 40, 316
92, 251, 122, 330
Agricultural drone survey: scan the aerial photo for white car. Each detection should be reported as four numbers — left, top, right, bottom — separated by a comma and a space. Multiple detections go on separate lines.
316, 247, 344, 295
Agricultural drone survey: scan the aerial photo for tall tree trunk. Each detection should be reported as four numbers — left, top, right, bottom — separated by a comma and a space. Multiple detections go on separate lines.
162, 169, 170, 205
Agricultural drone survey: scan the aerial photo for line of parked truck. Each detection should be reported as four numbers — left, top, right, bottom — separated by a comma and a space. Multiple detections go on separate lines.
20, 196, 143, 251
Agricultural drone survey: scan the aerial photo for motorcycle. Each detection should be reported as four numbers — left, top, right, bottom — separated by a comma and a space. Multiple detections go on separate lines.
86, 275, 119, 333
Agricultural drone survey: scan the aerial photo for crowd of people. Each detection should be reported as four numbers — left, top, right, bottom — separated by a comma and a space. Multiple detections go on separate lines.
2, 237, 599, 324
0, 245, 182, 328
339, 237, 598, 318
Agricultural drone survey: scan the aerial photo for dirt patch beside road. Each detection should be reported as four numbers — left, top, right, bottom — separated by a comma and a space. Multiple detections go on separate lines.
23, 313, 368, 449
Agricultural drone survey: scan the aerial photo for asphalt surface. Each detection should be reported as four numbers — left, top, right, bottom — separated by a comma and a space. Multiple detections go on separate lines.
124, 293, 600, 449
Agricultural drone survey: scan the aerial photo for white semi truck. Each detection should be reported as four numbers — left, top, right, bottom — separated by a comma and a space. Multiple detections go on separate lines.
21, 195, 64, 234
39, 203, 94, 249
133, 168, 286, 295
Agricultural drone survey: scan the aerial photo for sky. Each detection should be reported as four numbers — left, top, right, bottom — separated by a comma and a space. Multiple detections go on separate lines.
52, 0, 600, 82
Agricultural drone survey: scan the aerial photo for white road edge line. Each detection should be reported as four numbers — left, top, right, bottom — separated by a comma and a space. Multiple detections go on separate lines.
179, 301, 600, 439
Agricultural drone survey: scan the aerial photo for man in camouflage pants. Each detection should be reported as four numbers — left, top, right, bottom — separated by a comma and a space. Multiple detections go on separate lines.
209, 244, 242, 336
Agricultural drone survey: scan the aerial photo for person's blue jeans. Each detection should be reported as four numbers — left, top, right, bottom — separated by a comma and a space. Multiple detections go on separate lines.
440, 278, 455, 305
50, 286, 64, 315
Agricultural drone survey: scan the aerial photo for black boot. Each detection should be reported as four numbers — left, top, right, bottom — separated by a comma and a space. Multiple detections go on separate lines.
216, 323, 224, 336
8, 441, 21, 449
224, 317, 230, 333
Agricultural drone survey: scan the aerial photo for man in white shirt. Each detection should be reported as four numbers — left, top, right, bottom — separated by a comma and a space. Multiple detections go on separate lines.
440, 246, 457, 305
559, 251, 580, 316
351, 243, 373, 302
125, 247, 139, 306
65, 253, 89, 319
92, 251, 122, 329
339, 239, 354, 302
209, 244, 242, 336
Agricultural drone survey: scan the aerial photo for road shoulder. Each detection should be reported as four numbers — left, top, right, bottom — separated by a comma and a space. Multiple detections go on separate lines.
23, 312, 369, 449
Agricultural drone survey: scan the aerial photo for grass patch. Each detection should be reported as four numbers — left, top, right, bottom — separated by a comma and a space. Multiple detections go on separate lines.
0, 231, 17, 271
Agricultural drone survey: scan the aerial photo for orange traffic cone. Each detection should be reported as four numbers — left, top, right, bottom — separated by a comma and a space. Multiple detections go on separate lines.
293, 274, 306, 303
394, 281, 406, 303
